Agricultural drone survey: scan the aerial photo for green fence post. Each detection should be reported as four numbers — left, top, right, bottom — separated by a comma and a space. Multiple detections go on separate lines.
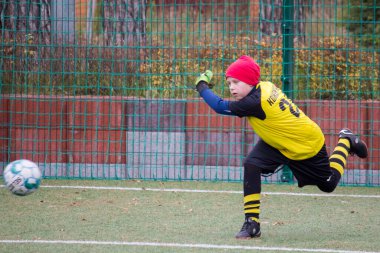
280, 0, 294, 183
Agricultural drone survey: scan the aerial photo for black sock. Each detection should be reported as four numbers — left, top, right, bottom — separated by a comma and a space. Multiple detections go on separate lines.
243, 163, 262, 222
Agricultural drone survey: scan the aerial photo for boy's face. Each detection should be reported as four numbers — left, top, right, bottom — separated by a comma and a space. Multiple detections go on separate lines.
227, 77, 254, 100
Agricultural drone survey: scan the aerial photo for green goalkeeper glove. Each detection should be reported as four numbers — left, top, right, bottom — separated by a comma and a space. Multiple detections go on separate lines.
195, 70, 214, 93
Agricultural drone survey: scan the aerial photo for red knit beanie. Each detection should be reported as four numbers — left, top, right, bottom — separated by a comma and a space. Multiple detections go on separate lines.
225, 55, 260, 86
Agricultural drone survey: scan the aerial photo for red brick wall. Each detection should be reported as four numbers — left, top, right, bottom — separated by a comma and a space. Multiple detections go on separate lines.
1, 95, 126, 164
0, 96, 378, 170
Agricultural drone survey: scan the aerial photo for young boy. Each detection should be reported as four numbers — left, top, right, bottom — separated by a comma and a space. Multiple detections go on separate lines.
194, 55, 368, 239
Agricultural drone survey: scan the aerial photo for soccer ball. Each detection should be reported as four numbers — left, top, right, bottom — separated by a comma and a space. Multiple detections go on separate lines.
3, 159, 42, 196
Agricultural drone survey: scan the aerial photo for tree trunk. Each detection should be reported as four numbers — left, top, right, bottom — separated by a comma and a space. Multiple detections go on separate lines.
260, 0, 283, 36
260, 0, 306, 42
102, 0, 147, 60
0, 0, 51, 44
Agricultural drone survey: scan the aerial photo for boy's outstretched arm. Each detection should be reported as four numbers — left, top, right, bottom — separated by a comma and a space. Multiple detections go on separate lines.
195, 70, 235, 116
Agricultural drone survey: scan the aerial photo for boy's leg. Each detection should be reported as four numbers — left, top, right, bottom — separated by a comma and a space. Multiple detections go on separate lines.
323, 129, 368, 190
235, 162, 262, 239
242, 163, 261, 223
325, 137, 350, 187
289, 145, 342, 193
236, 140, 286, 239
290, 129, 368, 193
319, 128, 368, 191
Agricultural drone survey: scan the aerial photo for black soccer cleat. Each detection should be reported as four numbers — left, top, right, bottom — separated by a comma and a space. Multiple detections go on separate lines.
338, 128, 368, 158
235, 217, 261, 239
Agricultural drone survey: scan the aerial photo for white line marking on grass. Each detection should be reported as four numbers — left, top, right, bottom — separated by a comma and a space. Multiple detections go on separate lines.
0, 240, 378, 253
40, 185, 380, 198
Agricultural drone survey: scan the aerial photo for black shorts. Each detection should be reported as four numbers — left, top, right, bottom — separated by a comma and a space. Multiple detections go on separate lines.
244, 139, 333, 187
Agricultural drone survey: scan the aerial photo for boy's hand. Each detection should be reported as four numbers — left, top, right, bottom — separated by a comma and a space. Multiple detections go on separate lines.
196, 70, 213, 84
195, 70, 214, 93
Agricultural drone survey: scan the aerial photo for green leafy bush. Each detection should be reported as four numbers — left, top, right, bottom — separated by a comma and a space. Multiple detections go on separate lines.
1, 35, 378, 100
296, 37, 379, 99
140, 36, 378, 99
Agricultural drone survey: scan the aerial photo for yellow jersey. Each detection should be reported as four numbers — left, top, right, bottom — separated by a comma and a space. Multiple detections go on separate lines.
229, 81, 325, 160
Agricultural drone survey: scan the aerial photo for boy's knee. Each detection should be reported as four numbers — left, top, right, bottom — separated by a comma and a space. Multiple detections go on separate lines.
318, 169, 341, 193
317, 182, 337, 193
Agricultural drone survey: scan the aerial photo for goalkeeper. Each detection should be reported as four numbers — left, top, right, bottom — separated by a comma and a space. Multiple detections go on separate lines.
194, 55, 368, 239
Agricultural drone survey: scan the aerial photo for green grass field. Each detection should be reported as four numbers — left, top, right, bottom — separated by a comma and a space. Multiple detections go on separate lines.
0, 180, 379, 253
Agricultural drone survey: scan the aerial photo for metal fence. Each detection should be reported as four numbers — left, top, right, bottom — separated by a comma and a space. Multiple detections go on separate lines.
0, 0, 379, 185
